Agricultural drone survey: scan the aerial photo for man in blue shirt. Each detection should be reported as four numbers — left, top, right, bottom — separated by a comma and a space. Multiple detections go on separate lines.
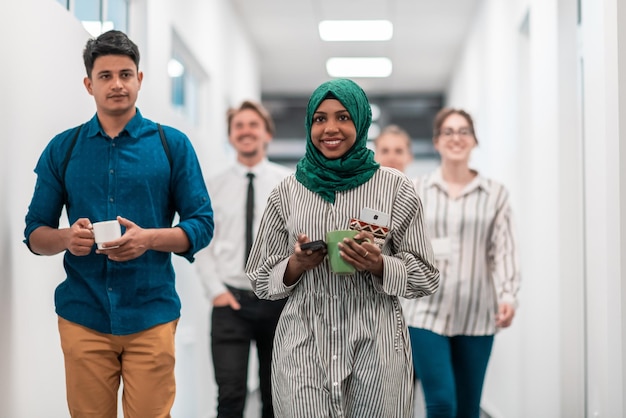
24, 30, 214, 417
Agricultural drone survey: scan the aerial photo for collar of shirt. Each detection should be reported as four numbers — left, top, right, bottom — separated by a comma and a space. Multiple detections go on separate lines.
233, 158, 271, 178
83, 107, 145, 140
425, 167, 491, 197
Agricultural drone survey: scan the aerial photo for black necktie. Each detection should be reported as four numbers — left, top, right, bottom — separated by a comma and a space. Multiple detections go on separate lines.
245, 172, 255, 265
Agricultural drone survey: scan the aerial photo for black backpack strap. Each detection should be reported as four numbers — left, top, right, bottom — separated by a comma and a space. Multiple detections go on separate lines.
157, 123, 175, 213
157, 123, 173, 169
62, 124, 83, 209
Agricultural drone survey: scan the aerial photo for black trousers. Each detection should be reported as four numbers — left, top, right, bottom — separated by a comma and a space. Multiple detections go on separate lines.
211, 286, 287, 418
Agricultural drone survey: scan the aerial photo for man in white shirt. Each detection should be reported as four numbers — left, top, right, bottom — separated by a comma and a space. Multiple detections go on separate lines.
373, 124, 413, 173
196, 101, 291, 418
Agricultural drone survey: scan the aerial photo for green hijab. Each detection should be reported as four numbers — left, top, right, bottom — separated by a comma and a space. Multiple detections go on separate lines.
295, 78, 380, 203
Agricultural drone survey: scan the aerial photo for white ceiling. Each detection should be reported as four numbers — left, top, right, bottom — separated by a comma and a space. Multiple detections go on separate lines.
230, 0, 481, 96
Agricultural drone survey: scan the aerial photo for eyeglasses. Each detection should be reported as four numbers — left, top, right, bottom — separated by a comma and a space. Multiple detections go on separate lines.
439, 129, 473, 139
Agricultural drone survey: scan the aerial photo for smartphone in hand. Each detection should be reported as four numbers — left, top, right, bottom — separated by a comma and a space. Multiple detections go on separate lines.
300, 240, 326, 252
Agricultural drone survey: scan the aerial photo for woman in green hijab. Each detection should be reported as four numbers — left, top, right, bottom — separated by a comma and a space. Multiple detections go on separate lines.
247, 78, 439, 417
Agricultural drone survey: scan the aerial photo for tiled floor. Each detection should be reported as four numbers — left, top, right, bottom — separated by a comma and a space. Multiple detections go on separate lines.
243, 389, 261, 418
244, 384, 490, 417
244, 384, 426, 417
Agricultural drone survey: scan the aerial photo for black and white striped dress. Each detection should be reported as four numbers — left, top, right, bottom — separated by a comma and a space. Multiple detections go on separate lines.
402, 169, 521, 336
247, 167, 439, 418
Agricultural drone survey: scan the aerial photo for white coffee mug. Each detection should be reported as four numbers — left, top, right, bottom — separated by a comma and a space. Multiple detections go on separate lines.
92, 220, 121, 249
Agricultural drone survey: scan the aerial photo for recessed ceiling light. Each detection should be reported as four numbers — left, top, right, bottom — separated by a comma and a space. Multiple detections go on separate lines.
326, 57, 393, 78
319, 20, 393, 42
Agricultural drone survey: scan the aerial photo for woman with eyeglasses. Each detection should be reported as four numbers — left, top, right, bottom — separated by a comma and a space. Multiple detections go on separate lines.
402, 108, 521, 418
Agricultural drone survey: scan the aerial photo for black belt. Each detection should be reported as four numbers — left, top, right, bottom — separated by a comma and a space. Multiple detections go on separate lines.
226, 285, 258, 301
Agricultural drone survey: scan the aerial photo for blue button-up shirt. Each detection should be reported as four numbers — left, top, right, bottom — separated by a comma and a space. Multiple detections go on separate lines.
24, 109, 214, 335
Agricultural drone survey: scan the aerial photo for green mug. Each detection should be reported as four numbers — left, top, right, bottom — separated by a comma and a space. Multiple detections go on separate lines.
326, 230, 359, 274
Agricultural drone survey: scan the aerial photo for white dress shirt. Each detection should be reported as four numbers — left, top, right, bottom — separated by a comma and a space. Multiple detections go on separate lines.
402, 168, 521, 336
195, 159, 291, 301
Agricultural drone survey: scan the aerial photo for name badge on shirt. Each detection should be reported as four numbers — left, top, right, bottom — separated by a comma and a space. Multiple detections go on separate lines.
431, 237, 452, 260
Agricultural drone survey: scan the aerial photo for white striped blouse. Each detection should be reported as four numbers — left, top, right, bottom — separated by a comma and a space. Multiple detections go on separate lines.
247, 168, 439, 418
402, 168, 520, 336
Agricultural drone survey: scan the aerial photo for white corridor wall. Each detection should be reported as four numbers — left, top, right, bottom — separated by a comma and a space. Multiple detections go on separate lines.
446, 0, 625, 416
0, 0, 260, 417
3, 0, 625, 417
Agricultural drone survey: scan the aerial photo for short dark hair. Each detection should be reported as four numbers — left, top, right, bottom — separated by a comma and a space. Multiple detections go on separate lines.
432, 107, 478, 144
227, 100, 275, 136
83, 30, 140, 78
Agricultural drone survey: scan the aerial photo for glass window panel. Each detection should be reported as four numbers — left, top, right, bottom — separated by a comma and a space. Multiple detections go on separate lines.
170, 31, 207, 126
171, 74, 186, 108
74, 0, 101, 22
107, 0, 128, 32
56, 0, 69, 9
76, 0, 102, 36
185, 73, 199, 124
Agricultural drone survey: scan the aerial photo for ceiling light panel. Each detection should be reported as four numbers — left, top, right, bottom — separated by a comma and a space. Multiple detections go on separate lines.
319, 20, 393, 41
326, 57, 393, 78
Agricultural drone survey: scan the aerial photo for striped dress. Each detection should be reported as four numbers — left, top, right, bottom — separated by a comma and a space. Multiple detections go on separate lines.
247, 168, 439, 418
402, 168, 520, 336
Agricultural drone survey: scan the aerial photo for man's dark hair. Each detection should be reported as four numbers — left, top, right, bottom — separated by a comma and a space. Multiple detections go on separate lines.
83, 30, 140, 78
